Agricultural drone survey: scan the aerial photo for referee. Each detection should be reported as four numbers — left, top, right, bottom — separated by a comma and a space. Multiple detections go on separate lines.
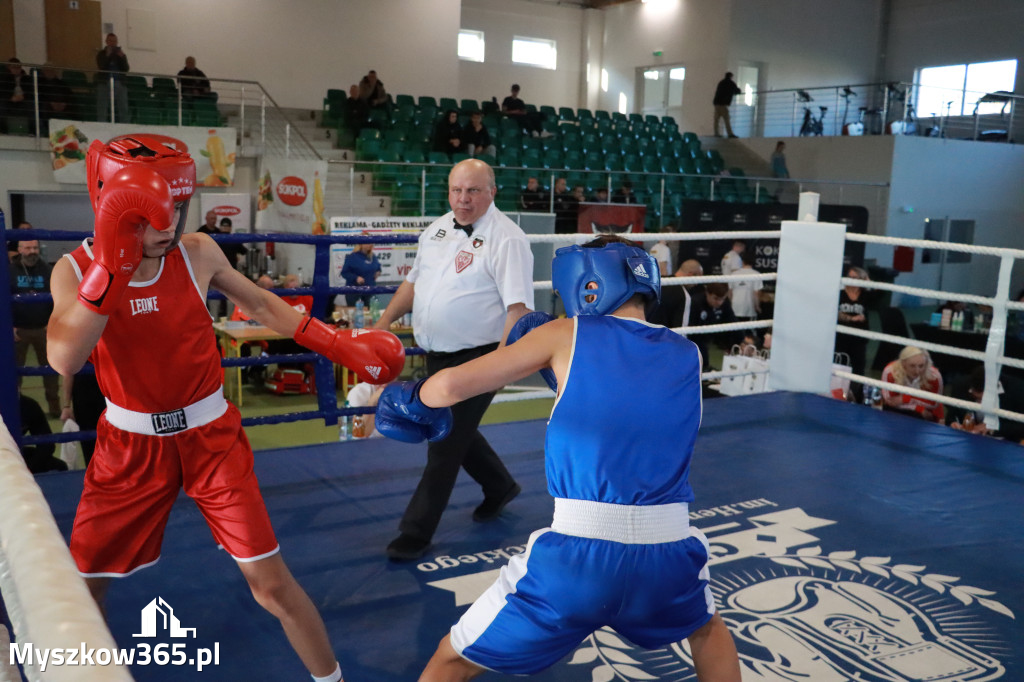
375, 158, 535, 561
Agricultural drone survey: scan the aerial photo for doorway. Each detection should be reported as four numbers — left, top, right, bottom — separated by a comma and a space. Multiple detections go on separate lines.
731, 62, 762, 137
637, 63, 686, 125
45, 0, 103, 73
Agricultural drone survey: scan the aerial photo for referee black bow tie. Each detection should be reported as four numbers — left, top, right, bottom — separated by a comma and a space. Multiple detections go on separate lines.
453, 220, 474, 236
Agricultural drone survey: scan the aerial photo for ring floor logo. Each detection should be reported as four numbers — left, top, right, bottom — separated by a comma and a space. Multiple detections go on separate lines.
424, 501, 1014, 681
9, 596, 220, 673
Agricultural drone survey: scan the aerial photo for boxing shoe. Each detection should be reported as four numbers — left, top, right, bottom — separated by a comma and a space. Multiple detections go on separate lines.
386, 533, 431, 562
473, 482, 521, 522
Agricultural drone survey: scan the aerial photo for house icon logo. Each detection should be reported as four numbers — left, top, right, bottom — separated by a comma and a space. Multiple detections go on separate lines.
132, 597, 197, 638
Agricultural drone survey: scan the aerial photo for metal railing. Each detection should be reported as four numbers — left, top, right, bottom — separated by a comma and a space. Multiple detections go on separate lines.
0, 61, 320, 160
738, 81, 1020, 142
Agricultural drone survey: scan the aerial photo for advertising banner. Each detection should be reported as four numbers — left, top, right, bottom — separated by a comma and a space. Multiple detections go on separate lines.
199, 193, 251, 232
255, 157, 329, 234
328, 216, 437, 287
47, 119, 237, 186
577, 202, 647, 233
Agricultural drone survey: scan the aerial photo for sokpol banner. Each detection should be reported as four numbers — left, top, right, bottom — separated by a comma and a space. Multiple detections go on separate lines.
255, 157, 328, 234
48, 119, 237, 186
328, 216, 436, 287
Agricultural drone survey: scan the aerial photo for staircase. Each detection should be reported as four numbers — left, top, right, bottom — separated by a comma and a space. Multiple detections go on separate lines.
701, 136, 772, 180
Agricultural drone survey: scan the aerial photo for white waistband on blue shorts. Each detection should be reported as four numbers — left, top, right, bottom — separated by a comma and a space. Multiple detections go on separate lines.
104, 389, 228, 436
551, 498, 690, 544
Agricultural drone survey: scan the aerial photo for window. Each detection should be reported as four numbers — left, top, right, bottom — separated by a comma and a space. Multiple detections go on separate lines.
512, 37, 557, 70
458, 30, 485, 63
916, 59, 1017, 117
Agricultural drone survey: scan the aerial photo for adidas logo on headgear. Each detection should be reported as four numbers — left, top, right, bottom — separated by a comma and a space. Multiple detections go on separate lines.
632, 263, 649, 279
365, 365, 382, 380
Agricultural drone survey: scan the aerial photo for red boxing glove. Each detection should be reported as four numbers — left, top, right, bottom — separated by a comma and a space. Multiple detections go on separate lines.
294, 316, 406, 384
79, 166, 175, 315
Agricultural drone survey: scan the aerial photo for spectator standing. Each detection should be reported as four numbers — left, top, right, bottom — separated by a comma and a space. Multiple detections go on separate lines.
37, 64, 72, 127
771, 140, 789, 199
880, 346, 945, 422
373, 158, 534, 561
176, 56, 213, 99
687, 282, 738, 370
720, 239, 745, 276
7, 219, 32, 260
216, 217, 247, 270
463, 111, 496, 157
199, 209, 219, 235
729, 251, 762, 321
0, 58, 34, 134
11, 239, 60, 417
341, 241, 382, 306
712, 71, 742, 138
433, 109, 463, 156
649, 259, 703, 329
518, 176, 546, 212
95, 33, 129, 123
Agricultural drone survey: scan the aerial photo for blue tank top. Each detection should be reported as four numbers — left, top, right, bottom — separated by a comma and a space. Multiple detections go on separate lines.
545, 315, 702, 505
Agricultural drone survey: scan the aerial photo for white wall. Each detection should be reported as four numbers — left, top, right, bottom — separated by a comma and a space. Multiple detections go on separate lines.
14, 0, 462, 111
730, 0, 883, 91
458, 0, 584, 110
599, 0, 732, 135
884, 136, 1024, 299
886, 0, 1024, 92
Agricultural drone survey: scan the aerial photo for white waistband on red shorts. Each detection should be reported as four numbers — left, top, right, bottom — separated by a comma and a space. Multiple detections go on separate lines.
104, 389, 228, 436
551, 498, 690, 544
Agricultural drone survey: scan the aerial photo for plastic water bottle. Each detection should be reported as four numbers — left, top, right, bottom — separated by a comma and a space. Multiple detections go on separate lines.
339, 400, 352, 441
369, 297, 381, 324
353, 299, 365, 329
297, 267, 304, 286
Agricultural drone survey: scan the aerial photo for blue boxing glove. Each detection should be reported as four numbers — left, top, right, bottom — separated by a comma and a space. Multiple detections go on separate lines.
376, 379, 453, 444
507, 311, 558, 392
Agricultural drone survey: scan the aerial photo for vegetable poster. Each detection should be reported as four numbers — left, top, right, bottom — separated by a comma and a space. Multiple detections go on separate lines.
48, 119, 237, 187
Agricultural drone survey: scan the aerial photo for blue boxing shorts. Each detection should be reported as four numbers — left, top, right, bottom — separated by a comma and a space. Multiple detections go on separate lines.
449, 499, 714, 675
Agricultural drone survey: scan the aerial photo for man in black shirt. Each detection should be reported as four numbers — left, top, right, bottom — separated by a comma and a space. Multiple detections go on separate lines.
519, 177, 546, 212
501, 83, 543, 136
712, 72, 742, 138
11, 239, 60, 416
177, 56, 213, 99
687, 282, 738, 370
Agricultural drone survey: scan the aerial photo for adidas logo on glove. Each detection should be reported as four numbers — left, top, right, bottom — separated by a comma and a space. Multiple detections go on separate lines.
365, 365, 382, 380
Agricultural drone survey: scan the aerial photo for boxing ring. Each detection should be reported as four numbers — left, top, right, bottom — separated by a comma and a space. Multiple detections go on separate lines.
2, 218, 1023, 681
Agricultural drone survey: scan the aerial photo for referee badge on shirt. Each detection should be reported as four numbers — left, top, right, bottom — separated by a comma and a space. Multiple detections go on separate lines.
455, 250, 474, 273
472, 236, 483, 249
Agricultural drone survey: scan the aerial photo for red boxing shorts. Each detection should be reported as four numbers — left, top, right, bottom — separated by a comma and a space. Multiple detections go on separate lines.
70, 392, 279, 577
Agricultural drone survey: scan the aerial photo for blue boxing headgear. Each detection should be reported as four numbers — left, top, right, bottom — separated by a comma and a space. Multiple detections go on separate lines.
552, 241, 661, 317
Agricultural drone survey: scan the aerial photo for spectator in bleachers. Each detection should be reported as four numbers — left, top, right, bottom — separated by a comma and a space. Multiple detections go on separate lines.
177, 56, 214, 99
518, 176, 546, 212
37, 64, 72, 127
611, 180, 637, 204
95, 33, 130, 123
463, 111, 496, 157
501, 83, 543, 137
712, 71, 741, 138
352, 69, 388, 126
880, 346, 945, 423
572, 185, 586, 203
1, 58, 34, 134
590, 187, 609, 203
433, 109, 463, 156
729, 251, 761, 322
553, 177, 578, 234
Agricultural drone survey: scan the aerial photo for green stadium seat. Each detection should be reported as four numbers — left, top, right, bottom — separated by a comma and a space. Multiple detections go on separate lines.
418, 96, 438, 109
497, 147, 521, 167
594, 110, 610, 121
395, 94, 415, 108
439, 97, 459, 112
558, 107, 576, 122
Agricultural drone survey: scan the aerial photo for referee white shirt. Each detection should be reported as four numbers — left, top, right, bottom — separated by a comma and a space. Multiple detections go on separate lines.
408, 202, 534, 353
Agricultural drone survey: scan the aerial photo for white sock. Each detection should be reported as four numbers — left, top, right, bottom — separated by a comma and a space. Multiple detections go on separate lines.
311, 662, 342, 682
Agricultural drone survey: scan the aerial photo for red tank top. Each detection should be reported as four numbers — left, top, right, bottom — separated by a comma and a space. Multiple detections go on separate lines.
67, 241, 223, 412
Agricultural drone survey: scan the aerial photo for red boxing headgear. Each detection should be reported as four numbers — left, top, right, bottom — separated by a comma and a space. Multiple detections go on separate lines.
87, 134, 196, 249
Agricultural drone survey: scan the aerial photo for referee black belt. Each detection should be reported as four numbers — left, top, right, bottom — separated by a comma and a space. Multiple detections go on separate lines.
425, 342, 500, 361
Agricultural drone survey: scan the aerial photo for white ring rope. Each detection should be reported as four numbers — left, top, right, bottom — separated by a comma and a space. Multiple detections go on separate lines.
523, 230, 782, 244
832, 370, 1024, 424
0, 417, 133, 681
839, 277, 1007, 308
845, 232, 1024, 260
836, 324, 1024, 371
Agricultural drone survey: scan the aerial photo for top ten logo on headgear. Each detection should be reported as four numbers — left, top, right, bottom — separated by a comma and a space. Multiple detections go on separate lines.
276, 176, 308, 206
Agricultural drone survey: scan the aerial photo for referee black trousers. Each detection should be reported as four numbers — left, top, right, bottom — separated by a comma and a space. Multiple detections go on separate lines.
399, 342, 517, 542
